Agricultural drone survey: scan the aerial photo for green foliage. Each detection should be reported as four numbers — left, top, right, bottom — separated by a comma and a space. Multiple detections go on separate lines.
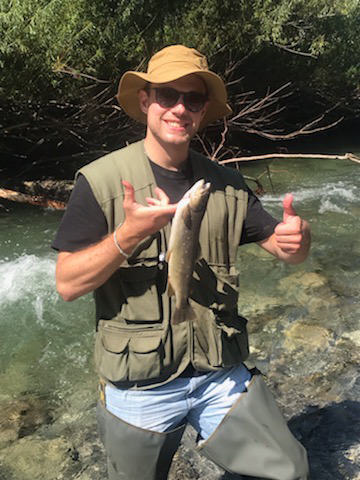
313, 4, 360, 95
1, 0, 95, 98
259, 0, 360, 101
0, 0, 359, 108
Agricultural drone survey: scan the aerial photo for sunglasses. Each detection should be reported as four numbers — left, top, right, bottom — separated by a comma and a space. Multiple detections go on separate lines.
151, 87, 208, 113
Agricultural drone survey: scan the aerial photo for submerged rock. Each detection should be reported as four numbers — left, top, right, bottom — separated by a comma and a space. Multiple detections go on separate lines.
0, 394, 52, 449
0, 436, 71, 480
283, 322, 333, 352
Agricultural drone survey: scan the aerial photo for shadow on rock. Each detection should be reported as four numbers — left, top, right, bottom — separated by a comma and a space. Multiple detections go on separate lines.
0, 393, 53, 448
289, 400, 360, 480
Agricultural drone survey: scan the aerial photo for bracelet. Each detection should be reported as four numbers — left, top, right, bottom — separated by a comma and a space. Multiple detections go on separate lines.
114, 223, 130, 259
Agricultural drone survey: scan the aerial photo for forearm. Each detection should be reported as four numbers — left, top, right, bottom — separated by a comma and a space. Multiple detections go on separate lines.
56, 225, 140, 302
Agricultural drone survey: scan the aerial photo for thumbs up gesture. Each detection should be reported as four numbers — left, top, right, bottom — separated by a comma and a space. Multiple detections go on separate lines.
273, 193, 311, 262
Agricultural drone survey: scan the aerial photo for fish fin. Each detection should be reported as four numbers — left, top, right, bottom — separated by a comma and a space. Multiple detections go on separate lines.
165, 249, 172, 262
167, 278, 175, 296
172, 303, 196, 325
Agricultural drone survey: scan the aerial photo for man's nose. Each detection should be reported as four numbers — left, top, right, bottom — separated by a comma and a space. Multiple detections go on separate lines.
171, 97, 186, 114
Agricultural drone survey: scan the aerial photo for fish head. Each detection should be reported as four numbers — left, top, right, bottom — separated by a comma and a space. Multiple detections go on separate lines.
189, 179, 211, 211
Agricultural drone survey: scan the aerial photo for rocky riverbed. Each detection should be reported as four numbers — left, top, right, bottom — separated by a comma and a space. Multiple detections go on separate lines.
0, 262, 358, 480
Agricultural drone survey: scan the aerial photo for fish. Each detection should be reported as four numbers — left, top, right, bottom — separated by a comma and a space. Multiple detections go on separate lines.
166, 179, 211, 324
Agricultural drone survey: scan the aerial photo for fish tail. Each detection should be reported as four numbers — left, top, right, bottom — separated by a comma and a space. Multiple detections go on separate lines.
172, 304, 196, 325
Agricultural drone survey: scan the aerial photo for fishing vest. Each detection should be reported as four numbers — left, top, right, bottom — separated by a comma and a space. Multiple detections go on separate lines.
78, 140, 249, 389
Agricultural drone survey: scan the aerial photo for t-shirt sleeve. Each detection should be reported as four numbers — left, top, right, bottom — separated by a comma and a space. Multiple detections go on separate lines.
52, 174, 108, 252
240, 187, 280, 245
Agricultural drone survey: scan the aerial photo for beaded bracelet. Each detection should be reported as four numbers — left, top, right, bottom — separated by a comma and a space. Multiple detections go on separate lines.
113, 223, 130, 259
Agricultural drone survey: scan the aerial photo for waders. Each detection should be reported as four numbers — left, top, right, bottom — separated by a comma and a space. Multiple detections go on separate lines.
198, 370, 309, 480
97, 401, 186, 480
97, 370, 309, 480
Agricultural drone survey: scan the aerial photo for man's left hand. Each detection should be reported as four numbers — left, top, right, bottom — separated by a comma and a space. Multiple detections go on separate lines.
274, 193, 304, 255
258, 193, 311, 264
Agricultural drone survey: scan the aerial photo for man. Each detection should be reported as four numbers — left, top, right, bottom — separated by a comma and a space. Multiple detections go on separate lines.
53, 45, 311, 480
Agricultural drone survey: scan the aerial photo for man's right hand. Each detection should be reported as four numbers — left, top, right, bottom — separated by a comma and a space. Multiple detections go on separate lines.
117, 180, 177, 255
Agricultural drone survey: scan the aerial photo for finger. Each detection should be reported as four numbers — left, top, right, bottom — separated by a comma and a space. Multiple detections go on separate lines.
275, 234, 303, 245
283, 193, 296, 223
122, 180, 136, 207
275, 216, 302, 235
146, 197, 162, 206
135, 202, 178, 217
154, 187, 171, 206
276, 244, 301, 254
149, 204, 178, 215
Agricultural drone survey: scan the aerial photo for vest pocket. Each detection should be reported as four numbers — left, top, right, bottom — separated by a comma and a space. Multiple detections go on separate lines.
217, 314, 249, 366
95, 320, 163, 383
128, 336, 163, 380
119, 265, 162, 322
193, 310, 249, 368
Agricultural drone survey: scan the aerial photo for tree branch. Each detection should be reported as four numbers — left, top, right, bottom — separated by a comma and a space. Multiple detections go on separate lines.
0, 188, 66, 210
243, 115, 344, 140
219, 152, 360, 165
211, 119, 228, 162
273, 42, 318, 58
54, 65, 111, 84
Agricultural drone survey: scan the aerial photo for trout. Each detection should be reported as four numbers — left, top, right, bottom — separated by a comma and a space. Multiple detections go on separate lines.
166, 179, 211, 324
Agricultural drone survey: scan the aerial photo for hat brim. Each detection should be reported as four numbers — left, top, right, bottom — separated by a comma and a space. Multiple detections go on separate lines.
117, 68, 232, 130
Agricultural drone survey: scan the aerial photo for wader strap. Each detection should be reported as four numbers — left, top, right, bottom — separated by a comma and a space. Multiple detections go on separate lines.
198, 370, 309, 480
96, 401, 186, 480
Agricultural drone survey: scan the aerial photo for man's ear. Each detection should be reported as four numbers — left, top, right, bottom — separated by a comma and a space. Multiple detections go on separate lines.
139, 89, 149, 114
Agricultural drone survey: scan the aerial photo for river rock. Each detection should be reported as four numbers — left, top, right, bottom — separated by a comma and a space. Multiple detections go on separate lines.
283, 322, 332, 352
341, 329, 360, 347
279, 271, 327, 290
0, 394, 51, 449
0, 436, 70, 480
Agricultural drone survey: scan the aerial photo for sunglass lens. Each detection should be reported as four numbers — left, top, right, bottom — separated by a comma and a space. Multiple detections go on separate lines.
155, 88, 179, 108
185, 92, 207, 112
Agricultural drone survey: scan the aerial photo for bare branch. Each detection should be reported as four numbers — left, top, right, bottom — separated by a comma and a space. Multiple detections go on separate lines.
0, 188, 66, 210
211, 119, 228, 162
229, 82, 292, 124
242, 175, 266, 195
219, 152, 360, 165
1, 123, 30, 133
225, 78, 344, 144
54, 65, 111, 84
243, 115, 344, 140
273, 43, 318, 58
195, 135, 211, 158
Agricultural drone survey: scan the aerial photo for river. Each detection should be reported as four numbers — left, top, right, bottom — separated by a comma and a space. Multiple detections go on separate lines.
0, 156, 359, 479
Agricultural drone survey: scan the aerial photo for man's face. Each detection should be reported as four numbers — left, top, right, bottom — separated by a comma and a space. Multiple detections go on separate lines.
139, 74, 209, 147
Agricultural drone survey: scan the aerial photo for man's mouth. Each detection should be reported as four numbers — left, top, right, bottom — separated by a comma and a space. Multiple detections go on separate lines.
165, 120, 188, 129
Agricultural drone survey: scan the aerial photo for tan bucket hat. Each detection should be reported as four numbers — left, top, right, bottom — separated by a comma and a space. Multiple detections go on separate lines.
117, 45, 232, 130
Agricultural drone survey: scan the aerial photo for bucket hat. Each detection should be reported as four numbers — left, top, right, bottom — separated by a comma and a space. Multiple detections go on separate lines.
117, 45, 232, 130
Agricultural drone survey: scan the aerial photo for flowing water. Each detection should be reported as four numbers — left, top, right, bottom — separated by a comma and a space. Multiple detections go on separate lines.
0, 156, 359, 479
